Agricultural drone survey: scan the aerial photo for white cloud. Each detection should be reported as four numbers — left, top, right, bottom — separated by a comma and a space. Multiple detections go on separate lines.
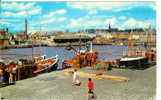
42, 9, 66, 18
112, 7, 133, 12
67, 2, 112, 10
41, 18, 56, 24
43, 12, 55, 18
1, 2, 35, 10
67, 19, 81, 28
0, 19, 19, 22
137, 21, 151, 28
1, 2, 42, 18
119, 16, 126, 20
0, 21, 11, 25
0, 19, 21, 26
17, 11, 27, 16
28, 7, 42, 15
2, 11, 23, 17
122, 18, 153, 29
67, 16, 87, 28
2, 12, 13, 17
67, 2, 156, 11
78, 17, 83, 22
88, 10, 97, 14
55, 9, 67, 15
104, 18, 116, 25
118, 27, 123, 30
84, 21, 102, 27
85, 15, 89, 19
67, 15, 117, 29
1, 7, 41, 17
67, 16, 106, 28
58, 17, 67, 21
149, 3, 156, 10
67, 16, 154, 30
123, 18, 137, 27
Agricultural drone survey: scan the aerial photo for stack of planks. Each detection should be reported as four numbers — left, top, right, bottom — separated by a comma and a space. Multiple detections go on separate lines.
67, 71, 130, 82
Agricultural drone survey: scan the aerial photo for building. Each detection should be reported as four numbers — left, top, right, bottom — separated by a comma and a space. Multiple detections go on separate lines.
0, 28, 10, 49
53, 33, 93, 43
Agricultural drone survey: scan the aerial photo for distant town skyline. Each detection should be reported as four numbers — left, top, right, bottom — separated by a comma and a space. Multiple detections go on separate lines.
0, 2, 156, 33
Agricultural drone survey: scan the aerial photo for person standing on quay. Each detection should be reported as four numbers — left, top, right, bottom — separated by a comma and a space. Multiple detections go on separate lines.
0, 69, 3, 87
88, 78, 96, 100
72, 69, 81, 86
87, 55, 92, 66
12, 64, 17, 84
3, 68, 10, 86
9, 63, 14, 84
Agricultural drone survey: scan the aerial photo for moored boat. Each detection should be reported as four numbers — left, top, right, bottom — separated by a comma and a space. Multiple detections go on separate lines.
34, 55, 46, 63
33, 55, 59, 74
62, 59, 72, 69
119, 56, 148, 68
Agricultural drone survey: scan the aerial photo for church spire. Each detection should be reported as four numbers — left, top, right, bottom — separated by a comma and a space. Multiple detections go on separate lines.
109, 22, 111, 32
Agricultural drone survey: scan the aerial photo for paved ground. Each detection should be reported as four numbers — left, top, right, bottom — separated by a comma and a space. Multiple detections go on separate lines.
0, 66, 156, 100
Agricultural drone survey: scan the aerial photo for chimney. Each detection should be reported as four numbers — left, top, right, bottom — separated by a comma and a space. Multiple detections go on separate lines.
6, 28, 8, 33
25, 19, 28, 40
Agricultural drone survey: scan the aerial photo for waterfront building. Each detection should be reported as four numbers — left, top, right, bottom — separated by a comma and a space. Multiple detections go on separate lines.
105, 33, 112, 39
53, 33, 93, 44
0, 28, 10, 49
118, 32, 129, 45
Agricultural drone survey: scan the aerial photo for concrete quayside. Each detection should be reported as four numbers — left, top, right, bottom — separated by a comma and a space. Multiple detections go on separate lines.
0, 65, 156, 100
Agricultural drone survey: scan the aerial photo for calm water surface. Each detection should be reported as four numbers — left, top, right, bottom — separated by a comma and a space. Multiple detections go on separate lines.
0, 45, 145, 69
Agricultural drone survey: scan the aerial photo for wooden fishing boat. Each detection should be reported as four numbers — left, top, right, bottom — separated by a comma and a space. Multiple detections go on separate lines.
34, 55, 46, 63
18, 55, 46, 64
33, 55, 59, 74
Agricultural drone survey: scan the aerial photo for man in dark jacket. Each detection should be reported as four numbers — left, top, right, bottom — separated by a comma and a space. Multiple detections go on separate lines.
3, 69, 10, 86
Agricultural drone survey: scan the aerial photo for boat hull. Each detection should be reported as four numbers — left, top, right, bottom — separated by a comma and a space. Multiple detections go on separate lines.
119, 57, 148, 68
62, 59, 72, 69
34, 63, 58, 74
34, 55, 59, 74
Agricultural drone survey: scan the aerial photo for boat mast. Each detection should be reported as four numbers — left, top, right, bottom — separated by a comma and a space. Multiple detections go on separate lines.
129, 30, 134, 57
79, 29, 82, 54
39, 24, 42, 57
32, 34, 34, 61
147, 25, 152, 53
147, 25, 152, 63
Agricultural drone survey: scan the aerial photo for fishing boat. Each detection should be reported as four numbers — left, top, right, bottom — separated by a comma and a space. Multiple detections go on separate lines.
34, 55, 46, 63
119, 56, 148, 68
62, 59, 72, 69
33, 55, 59, 74
119, 27, 153, 68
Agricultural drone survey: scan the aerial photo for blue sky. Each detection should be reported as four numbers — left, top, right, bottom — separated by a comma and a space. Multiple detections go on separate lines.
0, 1, 156, 33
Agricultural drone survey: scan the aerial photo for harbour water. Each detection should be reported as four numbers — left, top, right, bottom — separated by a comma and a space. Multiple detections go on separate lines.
0, 45, 145, 69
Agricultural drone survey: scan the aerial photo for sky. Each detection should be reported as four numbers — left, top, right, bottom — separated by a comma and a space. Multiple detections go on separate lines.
0, 1, 156, 33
